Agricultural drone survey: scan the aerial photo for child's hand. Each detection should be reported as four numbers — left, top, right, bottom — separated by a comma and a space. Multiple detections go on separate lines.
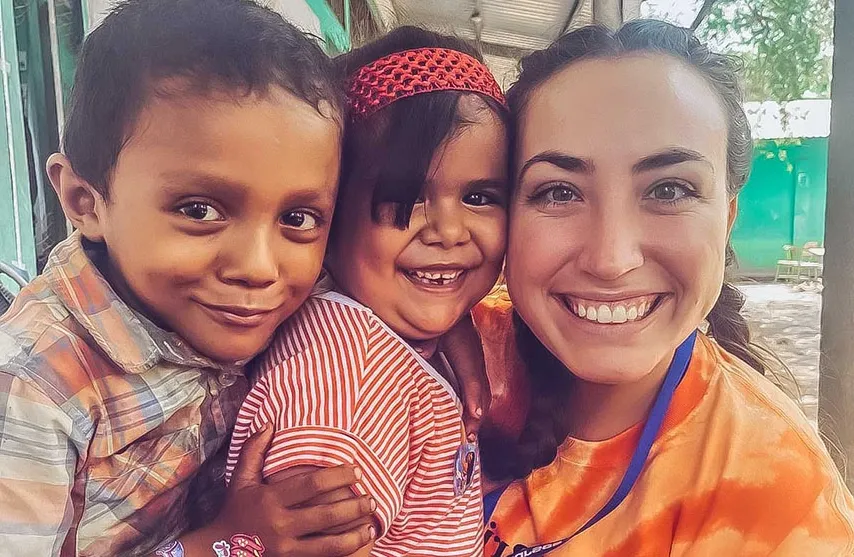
442, 313, 492, 441
177, 426, 375, 556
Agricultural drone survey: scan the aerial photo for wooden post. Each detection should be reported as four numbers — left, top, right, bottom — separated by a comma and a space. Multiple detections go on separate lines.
818, 0, 854, 488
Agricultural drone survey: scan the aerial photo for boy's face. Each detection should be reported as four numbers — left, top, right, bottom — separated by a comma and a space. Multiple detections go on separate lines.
56, 86, 340, 363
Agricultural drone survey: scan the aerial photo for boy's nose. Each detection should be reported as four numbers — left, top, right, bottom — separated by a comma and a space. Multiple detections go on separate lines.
221, 229, 279, 288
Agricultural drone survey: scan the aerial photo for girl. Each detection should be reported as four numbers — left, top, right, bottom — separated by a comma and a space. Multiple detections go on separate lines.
478, 20, 854, 557
227, 27, 509, 555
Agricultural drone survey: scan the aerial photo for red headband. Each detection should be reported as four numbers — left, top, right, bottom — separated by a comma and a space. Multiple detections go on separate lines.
346, 47, 507, 119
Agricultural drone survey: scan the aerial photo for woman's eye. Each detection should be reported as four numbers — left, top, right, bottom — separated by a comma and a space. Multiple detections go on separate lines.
177, 202, 224, 222
527, 183, 580, 208
538, 184, 579, 205
463, 192, 498, 206
548, 186, 576, 203
281, 211, 319, 231
648, 182, 693, 202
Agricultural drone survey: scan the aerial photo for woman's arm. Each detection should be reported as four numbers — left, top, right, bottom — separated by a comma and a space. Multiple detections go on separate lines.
441, 312, 491, 440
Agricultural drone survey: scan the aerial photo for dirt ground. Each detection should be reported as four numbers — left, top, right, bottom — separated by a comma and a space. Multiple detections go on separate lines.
738, 283, 822, 423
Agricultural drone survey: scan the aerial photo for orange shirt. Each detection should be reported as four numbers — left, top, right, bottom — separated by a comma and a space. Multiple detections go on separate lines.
475, 296, 854, 557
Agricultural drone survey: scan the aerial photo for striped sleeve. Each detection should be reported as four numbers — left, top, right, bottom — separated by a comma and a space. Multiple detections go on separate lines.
228, 299, 413, 534
0, 370, 77, 556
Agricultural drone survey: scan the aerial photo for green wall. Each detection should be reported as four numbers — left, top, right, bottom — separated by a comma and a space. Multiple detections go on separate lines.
731, 138, 828, 275
0, 1, 36, 292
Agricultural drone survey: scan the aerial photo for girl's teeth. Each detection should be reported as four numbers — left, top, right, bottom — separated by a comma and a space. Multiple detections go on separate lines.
410, 269, 464, 284
627, 306, 638, 320
577, 304, 587, 318
597, 305, 612, 324
612, 305, 627, 323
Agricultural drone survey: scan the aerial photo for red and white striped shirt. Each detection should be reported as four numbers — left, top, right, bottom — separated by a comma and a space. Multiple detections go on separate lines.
227, 291, 483, 556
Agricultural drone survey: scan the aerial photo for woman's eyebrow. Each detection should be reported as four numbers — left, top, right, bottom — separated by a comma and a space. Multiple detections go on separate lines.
518, 151, 595, 181
632, 148, 712, 174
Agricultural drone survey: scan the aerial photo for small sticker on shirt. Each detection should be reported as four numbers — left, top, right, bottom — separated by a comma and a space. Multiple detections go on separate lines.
454, 441, 478, 496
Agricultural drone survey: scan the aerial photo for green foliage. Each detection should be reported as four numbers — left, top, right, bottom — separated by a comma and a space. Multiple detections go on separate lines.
697, 0, 834, 101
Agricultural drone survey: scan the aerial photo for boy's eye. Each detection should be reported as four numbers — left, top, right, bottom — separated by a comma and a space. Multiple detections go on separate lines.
178, 202, 224, 221
281, 210, 319, 231
463, 192, 499, 207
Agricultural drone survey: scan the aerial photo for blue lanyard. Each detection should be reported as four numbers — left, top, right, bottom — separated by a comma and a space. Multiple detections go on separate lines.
484, 331, 698, 556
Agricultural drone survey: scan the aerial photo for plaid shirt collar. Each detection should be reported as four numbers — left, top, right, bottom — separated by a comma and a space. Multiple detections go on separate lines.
43, 232, 242, 375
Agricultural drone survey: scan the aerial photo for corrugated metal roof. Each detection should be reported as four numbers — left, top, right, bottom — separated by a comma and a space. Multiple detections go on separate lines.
390, 0, 592, 52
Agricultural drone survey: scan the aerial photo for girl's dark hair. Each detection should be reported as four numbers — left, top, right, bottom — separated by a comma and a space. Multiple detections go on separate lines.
481, 20, 767, 482
334, 26, 508, 229
64, 0, 342, 197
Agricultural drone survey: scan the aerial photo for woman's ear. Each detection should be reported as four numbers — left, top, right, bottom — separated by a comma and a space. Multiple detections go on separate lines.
727, 195, 739, 237
46, 153, 107, 242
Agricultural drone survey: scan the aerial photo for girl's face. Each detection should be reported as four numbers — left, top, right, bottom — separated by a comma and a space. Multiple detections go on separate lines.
327, 96, 508, 343
506, 54, 738, 386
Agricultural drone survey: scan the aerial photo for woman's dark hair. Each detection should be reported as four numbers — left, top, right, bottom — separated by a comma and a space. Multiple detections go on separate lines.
333, 26, 508, 229
481, 20, 768, 482
64, 0, 342, 197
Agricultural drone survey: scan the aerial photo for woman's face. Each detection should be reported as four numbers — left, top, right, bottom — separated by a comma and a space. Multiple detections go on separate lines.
506, 54, 738, 386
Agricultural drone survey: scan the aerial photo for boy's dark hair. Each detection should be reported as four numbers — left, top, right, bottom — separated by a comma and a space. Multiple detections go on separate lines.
63, 0, 343, 196
334, 26, 508, 229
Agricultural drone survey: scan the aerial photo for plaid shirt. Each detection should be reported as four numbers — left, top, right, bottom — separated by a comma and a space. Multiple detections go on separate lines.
0, 233, 249, 556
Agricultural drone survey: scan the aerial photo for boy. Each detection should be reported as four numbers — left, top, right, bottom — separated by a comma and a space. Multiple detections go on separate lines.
0, 1, 375, 554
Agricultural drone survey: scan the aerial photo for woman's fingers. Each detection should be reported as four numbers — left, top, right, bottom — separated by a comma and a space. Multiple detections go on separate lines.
461, 378, 489, 441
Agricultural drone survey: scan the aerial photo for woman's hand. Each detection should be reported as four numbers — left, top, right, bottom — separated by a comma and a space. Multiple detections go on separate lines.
442, 312, 492, 440
175, 426, 376, 556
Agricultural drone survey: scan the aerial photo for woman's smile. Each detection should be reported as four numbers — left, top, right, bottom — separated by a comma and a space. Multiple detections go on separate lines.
560, 292, 665, 324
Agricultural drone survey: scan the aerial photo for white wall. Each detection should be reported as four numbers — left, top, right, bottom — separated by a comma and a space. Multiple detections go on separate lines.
83, 0, 321, 35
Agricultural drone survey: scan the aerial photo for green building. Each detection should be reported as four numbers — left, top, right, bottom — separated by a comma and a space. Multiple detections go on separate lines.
731, 100, 830, 276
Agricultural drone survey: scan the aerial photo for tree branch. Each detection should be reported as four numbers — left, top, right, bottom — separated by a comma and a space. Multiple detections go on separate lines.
691, 0, 719, 30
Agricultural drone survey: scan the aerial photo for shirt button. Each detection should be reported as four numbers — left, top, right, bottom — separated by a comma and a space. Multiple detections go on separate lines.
211, 463, 226, 480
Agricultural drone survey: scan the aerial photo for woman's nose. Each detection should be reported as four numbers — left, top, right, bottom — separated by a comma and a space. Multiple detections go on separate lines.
577, 209, 644, 281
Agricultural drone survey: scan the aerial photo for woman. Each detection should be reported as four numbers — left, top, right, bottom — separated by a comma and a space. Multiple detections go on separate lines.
477, 20, 854, 556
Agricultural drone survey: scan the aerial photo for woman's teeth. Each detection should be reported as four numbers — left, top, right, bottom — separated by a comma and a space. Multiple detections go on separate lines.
565, 295, 660, 324
408, 269, 465, 286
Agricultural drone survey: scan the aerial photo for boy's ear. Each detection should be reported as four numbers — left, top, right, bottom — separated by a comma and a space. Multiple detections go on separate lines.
46, 153, 106, 242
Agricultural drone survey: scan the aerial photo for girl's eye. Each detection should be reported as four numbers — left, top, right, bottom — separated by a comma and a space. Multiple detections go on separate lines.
463, 192, 499, 207
178, 202, 224, 222
646, 181, 694, 203
281, 211, 319, 231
